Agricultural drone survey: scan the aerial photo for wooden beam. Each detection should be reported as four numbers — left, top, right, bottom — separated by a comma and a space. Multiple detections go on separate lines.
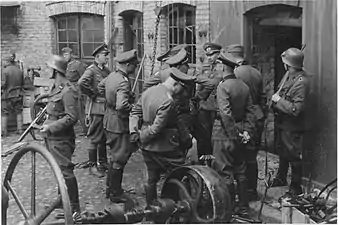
259, 17, 302, 27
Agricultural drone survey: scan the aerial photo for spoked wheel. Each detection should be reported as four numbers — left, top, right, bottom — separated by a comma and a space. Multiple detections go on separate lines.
161, 165, 232, 223
3, 143, 73, 225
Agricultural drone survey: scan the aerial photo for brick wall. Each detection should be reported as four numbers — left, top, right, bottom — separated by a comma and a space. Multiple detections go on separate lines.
112, 0, 210, 79
1, 2, 53, 78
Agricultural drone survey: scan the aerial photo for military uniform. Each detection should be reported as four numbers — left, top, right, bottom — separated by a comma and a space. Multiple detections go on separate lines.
99, 49, 138, 203
1, 60, 24, 136
43, 55, 80, 213
211, 50, 255, 216
129, 68, 195, 205
194, 43, 224, 158
272, 70, 309, 192
78, 44, 110, 174
226, 44, 266, 199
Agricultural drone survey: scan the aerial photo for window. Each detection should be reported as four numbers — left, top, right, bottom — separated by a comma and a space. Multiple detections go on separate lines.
55, 14, 104, 59
167, 4, 196, 63
122, 11, 144, 98
1, 6, 19, 34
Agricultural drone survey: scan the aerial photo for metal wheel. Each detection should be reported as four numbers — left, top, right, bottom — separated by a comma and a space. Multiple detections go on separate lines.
161, 165, 232, 223
3, 143, 73, 225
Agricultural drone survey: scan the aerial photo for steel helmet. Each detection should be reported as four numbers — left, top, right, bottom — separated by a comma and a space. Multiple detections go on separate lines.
46, 55, 67, 75
281, 48, 304, 69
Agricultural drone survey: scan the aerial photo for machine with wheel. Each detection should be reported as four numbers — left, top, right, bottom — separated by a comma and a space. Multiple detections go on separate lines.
2, 143, 233, 225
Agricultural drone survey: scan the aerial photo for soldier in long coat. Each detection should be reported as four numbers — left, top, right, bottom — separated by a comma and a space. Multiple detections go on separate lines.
269, 48, 310, 196
211, 49, 255, 218
226, 44, 267, 201
1, 54, 24, 136
129, 68, 195, 206
40, 55, 81, 216
78, 43, 110, 177
97, 49, 138, 203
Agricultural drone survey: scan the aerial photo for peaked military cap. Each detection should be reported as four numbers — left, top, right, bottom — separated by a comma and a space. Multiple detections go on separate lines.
170, 67, 195, 87
92, 43, 110, 56
115, 49, 138, 64
62, 47, 73, 53
226, 44, 244, 54
165, 48, 188, 66
157, 44, 188, 62
218, 48, 239, 68
203, 42, 222, 55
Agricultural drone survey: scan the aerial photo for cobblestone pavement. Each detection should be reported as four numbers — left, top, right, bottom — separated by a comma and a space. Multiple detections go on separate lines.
1, 127, 284, 224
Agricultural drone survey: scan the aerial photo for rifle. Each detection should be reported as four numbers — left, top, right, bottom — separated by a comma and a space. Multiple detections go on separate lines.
18, 106, 47, 142
132, 54, 146, 93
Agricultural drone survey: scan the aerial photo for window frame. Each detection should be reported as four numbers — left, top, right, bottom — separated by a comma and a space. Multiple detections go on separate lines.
167, 4, 196, 63
55, 13, 104, 60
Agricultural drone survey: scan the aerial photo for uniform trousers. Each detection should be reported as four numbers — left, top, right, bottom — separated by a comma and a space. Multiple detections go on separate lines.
86, 114, 106, 164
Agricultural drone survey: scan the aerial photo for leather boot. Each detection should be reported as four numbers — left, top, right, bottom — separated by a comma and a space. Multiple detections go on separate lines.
98, 143, 107, 169
237, 180, 250, 218
16, 113, 23, 134
65, 177, 80, 213
226, 183, 236, 213
245, 159, 258, 201
145, 184, 157, 206
106, 162, 113, 198
270, 157, 289, 187
289, 161, 303, 195
1, 116, 8, 137
88, 144, 104, 177
109, 168, 129, 203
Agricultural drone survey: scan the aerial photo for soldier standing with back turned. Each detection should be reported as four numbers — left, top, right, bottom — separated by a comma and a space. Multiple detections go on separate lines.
78, 43, 110, 177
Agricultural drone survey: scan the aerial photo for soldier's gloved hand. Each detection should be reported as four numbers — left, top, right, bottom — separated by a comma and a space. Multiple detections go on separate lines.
130, 128, 140, 143
271, 93, 281, 103
239, 131, 251, 144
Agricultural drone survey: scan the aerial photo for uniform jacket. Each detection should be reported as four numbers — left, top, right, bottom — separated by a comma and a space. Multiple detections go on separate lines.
100, 70, 134, 134
130, 84, 180, 152
273, 70, 310, 131
215, 73, 255, 140
43, 82, 79, 139
234, 64, 266, 120
197, 62, 224, 111
1, 64, 24, 100
66, 59, 86, 83
78, 62, 110, 115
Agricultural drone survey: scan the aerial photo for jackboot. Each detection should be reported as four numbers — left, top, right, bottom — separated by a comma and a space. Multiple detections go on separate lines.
289, 161, 303, 195
145, 184, 157, 206
109, 168, 129, 203
246, 160, 258, 201
16, 113, 23, 134
98, 143, 107, 170
1, 116, 8, 137
236, 180, 250, 218
226, 183, 236, 213
65, 177, 80, 213
106, 162, 113, 198
88, 145, 104, 177
270, 157, 289, 187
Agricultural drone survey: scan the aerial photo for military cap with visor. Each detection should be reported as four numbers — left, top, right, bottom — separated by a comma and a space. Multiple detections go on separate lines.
46, 55, 68, 75
157, 44, 188, 62
169, 67, 195, 88
203, 42, 222, 56
165, 48, 189, 66
225, 44, 244, 54
92, 43, 110, 56
61, 47, 73, 54
218, 48, 239, 68
115, 49, 139, 64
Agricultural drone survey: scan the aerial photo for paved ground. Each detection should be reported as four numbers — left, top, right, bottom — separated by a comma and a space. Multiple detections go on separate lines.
1, 126, 287, 224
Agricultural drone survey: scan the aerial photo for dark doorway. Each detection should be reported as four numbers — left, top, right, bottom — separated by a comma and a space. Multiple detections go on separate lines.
245, 4, 302, 153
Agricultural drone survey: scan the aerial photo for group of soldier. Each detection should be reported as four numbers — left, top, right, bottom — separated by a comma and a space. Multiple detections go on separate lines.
1, 40, 309, 220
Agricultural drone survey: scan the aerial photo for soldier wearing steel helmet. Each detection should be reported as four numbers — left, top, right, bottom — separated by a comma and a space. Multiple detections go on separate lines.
40, 55, 81, 217
269, 47, 310, 196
